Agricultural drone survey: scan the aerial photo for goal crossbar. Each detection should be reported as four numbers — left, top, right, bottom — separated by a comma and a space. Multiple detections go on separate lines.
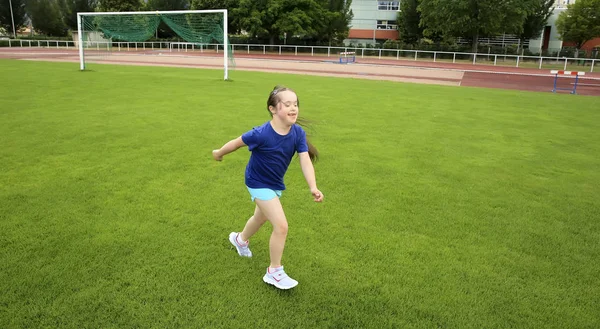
77, 9, 229, 80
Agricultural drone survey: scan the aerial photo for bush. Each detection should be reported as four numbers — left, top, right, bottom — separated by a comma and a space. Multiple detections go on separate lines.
382, 39, 403, 49
557, 47, 589, 58
15, 35, 72, 41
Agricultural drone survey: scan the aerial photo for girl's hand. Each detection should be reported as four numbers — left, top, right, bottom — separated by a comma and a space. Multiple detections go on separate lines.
311, 189, 324, 202
212, 149, 223, 161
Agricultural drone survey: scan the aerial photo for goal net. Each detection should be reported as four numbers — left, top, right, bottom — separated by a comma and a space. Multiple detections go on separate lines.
77, 9, 232, 80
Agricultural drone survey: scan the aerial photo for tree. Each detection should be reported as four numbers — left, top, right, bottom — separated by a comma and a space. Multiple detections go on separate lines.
190, 0, 242, 34
418, 0, 530, 53
518, 0, 553, 53
145, 0, 188, 11
27, 0, 68, 36
234, 0, 324, 45
397, 0, 422, 44
317, 0, 353, 45
144, 0, 189, 38
60, 0, 98, 30
0, 0, 27, 36
556, 0, 600, 56
232, 0, 266, 40
98, 0, 142, 12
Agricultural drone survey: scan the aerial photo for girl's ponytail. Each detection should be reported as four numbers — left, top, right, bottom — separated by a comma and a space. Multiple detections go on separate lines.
296, 117, 319, 162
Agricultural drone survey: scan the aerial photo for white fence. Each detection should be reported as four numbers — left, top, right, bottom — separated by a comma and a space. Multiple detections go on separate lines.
1, 39, 596, 73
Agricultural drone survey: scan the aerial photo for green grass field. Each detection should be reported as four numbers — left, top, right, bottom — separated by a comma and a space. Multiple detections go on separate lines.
1, 59, 599, 328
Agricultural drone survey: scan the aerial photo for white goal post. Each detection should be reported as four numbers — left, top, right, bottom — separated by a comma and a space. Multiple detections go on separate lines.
77, 9, 229, 80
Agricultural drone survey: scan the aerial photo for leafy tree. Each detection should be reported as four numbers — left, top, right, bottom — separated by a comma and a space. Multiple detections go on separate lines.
234, 0, 324, 45
98, 0, 142, 12
144, 0, 188, 38
190, 0, 231, 8
145, 0, 188, 11
318, 0, 353, 45
27, 0, 68, 36
190, 0, 235, 11
60, 0, 98, 30
0, 0, 27, 36
190, 0, 242, 34
518, 0, 553, 53
194, 0, 353, 45
418, 0, 530, 53
397, 0, 422, 44
556, 0, 600, 56
232, 0, 266, 40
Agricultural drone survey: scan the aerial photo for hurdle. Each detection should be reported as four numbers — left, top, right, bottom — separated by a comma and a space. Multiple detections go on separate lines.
551, 70, 585, 94
339, 51, 356, 64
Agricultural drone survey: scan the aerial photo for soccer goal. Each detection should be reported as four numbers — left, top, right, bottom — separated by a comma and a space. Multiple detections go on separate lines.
77, 9, 231, 80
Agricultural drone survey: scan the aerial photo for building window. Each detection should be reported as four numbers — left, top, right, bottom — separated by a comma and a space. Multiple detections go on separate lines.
377, 20, 398, 30
377, 1, 400, 10
378, 1, 400, 11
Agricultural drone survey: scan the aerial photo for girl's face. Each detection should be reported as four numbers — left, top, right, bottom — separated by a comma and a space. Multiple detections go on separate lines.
270, 90, 298, 125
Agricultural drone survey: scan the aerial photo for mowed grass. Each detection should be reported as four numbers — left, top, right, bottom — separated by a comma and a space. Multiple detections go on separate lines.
1, 59, 599, 328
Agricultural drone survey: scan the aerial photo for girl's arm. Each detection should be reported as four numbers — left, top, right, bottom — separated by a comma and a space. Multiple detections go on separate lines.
213, 137, 246, 161
299, 152, 324, 202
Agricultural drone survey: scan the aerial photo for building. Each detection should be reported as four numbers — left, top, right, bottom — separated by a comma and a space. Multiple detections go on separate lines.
345, 0, 599, 55
529, 2, 599, 55
345, 0, 400, 45
528, 8, 566, 54
554, 0, 575, 9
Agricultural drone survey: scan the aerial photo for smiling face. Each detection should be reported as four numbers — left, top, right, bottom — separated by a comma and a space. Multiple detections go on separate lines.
268, 89, 299, 126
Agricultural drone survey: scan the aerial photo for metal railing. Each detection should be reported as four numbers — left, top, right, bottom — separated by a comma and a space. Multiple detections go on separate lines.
1, 39, 596, 73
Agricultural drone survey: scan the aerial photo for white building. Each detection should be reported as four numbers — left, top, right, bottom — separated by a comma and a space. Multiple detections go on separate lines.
528, 8, 567, 54
344, 0, 579, 54
345, 0, 400, 45
554, 0, 575, 9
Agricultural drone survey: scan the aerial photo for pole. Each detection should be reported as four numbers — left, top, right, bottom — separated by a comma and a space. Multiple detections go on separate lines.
9, 0, 17, 38
572, 74, 579, 94
77, 13, 85, 70
223, 9, 228, 80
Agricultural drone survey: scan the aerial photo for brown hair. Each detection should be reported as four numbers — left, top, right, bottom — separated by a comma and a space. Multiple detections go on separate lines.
267, 85, 319, 162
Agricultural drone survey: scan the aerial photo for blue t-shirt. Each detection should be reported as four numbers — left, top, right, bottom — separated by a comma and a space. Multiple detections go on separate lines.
241, 122, 309, 190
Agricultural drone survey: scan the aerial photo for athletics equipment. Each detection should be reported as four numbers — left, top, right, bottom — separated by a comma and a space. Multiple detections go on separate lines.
77, 9, 231, 80
339, 51, 356, 64
551, 70, 585, 94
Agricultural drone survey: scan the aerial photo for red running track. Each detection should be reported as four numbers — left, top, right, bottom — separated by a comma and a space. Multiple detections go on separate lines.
1, 48, 599, 96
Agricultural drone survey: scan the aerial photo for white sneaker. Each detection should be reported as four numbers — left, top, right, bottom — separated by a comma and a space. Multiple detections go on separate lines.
263, 266, 298, 290
229, 232, 252, 257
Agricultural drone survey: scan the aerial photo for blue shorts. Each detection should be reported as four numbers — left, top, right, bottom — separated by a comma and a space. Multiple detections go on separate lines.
247, 186, 282, 202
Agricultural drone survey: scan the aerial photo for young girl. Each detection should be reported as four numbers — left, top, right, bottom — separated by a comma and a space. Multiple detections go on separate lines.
212, 86, 323, 290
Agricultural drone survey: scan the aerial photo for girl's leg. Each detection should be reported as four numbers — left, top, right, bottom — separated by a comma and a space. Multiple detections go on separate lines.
254, 197, 288, 268
239, 205, 268, 242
